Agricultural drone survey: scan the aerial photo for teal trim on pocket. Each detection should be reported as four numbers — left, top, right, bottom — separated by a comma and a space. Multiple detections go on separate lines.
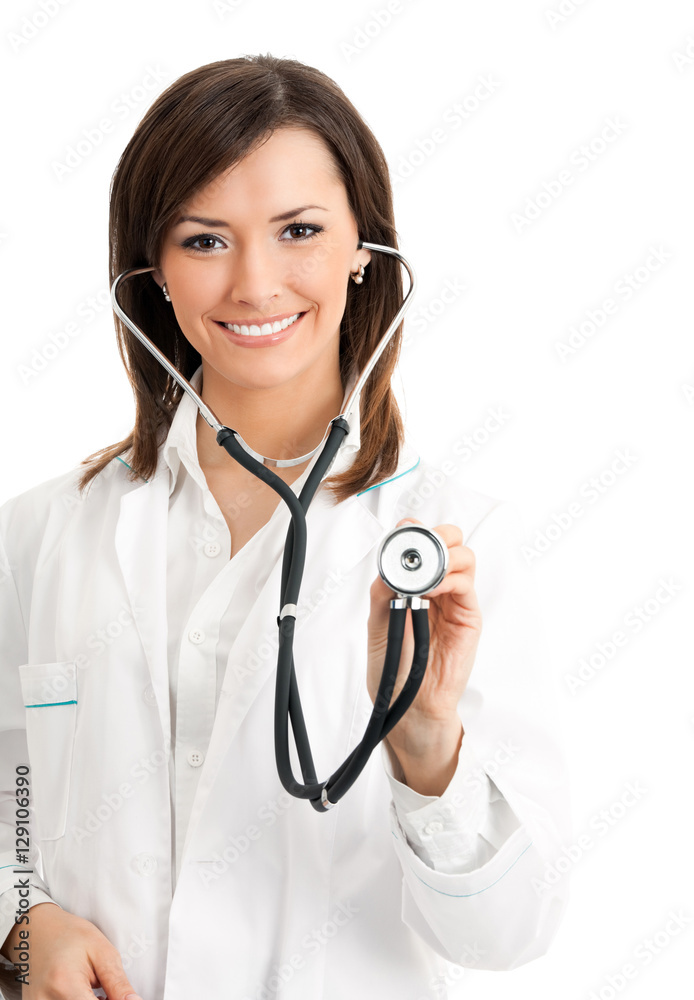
24, 700, 78, 708
19, 662, 78, 840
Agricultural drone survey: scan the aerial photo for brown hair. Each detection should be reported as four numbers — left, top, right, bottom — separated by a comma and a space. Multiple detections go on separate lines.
78, 54, 405, 503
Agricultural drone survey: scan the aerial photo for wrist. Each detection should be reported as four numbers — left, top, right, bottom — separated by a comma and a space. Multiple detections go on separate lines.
387, 716, 463, 797
1, 925, 19, 963
387, 710, 462, 759
1, 902, 60, 962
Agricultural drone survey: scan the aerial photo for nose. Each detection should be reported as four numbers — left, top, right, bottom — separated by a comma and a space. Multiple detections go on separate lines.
225, 242, 282, 315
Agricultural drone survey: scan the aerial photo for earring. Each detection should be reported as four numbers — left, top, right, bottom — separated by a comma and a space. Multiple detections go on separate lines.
350, 264, 365, 285
162, 282, 171, 302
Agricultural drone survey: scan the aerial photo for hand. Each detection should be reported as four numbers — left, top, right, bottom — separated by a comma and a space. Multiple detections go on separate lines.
1, 903, 143, 1000
367, 518, 482, 794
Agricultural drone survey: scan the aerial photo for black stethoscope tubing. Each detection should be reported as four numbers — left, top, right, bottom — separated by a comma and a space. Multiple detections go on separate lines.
216, 421, 431, 812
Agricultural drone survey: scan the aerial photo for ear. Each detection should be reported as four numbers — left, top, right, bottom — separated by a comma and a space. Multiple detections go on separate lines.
353, 246, 371, 271
151, 267, 165, 289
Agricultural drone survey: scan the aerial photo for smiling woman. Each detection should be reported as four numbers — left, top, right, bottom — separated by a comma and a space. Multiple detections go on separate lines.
0, 53, 569, 1000
81, 55, 403, 503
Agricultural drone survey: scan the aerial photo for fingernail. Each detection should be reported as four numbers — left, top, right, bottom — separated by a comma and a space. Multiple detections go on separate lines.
125, 994, 144, 999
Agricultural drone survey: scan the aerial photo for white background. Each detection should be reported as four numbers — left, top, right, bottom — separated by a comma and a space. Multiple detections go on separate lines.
1, 1, 693, 997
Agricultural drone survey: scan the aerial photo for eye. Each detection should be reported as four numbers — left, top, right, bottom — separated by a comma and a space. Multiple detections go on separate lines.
179, 233, 226, 253
280, 222, 324, 242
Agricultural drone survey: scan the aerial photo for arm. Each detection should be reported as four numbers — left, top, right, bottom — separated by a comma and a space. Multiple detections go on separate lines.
0, 519, 142, 999
368, 502, 572, 969
0, 533, 60, 968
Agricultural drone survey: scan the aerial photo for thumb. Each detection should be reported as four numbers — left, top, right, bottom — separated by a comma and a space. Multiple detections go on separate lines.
91, 952, 143, 1000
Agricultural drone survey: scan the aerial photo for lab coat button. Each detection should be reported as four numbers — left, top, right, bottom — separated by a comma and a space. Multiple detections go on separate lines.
143, 685, 157, 706
188, 628, 206, 644
203, 542, 221, 557
423, 821, 444, 835
133, 853, 157, 876
187, 749, 204, 767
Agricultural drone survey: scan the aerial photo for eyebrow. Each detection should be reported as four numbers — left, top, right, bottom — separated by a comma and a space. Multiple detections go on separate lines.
174, 205, 329, 227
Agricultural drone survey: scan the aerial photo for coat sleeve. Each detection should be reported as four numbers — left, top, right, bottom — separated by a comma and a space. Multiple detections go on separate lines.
0, 525, 60, 970
383, 733, 521, 874
382, 499, 572, 971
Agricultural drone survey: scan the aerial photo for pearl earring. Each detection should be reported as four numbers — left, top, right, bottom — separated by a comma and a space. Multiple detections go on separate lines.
162, 282, 171, 302
350, 264, 365, 284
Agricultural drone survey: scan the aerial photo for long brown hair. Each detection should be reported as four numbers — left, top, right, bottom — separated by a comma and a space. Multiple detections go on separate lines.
78, 54, 405, 503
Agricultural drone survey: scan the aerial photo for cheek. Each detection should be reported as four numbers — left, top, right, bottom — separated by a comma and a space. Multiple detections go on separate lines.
163, 275, 207, 343
170, 262, 219, 303
168, 265, 221, 336
296, 253, 350, 320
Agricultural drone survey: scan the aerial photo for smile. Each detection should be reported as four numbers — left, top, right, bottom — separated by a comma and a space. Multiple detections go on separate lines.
218, 312, 303, 337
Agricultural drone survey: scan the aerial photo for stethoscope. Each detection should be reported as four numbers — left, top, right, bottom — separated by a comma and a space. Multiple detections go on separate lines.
111, 241, 449, 812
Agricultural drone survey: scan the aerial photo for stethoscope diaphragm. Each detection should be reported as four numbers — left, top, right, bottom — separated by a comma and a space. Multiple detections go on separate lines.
377, 524, 449, 597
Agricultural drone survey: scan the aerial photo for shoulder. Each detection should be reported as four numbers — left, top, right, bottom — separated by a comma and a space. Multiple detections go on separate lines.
0, 457, 140, 565
358, 438, 523, 546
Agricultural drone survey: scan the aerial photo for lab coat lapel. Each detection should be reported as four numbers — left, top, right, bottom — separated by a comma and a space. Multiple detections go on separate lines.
114, 471, 171, 748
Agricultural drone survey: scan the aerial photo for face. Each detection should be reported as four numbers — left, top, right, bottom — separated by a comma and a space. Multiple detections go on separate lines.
154, 127, 371, 395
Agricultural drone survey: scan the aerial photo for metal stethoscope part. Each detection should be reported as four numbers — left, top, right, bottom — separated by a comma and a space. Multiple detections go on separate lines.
377, 524, 449, 599
111, 241, 415, 469
111, 241, 447, 811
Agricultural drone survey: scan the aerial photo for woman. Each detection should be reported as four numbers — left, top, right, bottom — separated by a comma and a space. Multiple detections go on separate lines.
0, 55, 569, 999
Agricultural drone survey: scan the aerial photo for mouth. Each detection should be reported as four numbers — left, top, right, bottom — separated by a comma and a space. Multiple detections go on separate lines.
214, 310, 308, 349
215, 311, 305, 337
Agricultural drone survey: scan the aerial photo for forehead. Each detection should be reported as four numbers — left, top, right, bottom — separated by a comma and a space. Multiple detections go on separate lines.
187, 127, 345, 209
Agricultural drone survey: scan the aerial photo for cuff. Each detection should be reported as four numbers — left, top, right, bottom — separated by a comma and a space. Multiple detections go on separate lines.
382, 734, 497, 873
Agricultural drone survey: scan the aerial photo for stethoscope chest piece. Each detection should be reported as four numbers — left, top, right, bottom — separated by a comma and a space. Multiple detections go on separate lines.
377, 524, 448, 598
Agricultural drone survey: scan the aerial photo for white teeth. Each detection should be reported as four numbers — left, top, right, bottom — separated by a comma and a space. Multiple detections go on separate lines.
223, 313, 301, 336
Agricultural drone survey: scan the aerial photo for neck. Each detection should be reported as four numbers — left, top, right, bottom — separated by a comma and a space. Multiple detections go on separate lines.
195, 361, 346, 471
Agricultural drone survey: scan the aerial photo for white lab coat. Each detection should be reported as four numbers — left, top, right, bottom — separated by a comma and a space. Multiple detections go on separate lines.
0, 417, 570, 1000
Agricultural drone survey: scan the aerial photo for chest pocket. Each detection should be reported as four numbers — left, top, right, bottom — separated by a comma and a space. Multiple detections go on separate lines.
18, 662, 78, 842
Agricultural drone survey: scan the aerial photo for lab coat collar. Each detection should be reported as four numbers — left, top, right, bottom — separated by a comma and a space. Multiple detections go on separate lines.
161, 365, 362, 496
